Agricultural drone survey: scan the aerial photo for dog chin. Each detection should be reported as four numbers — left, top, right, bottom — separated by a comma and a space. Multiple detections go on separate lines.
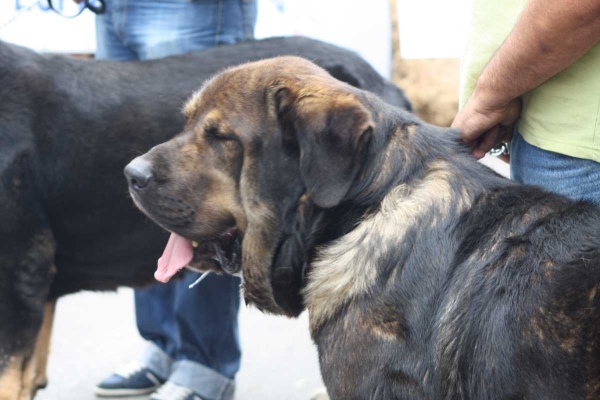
185, 263, 243, 278
186, 254, 243, 276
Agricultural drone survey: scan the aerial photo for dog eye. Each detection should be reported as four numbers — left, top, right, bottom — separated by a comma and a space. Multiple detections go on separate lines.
205, 127, 236, 141
206, 127, 221, 138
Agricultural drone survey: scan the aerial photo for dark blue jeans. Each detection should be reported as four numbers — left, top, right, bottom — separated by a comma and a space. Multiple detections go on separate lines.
511, 130, 600, 205
95, 1, 256, 399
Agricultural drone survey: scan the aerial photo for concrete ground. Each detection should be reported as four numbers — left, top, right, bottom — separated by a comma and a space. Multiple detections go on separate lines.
35, 289, 325, 400
34, 156, 507, 400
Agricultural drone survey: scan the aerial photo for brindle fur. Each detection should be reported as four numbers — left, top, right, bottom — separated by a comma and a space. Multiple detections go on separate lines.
129, 57, 600, 399
0, 39, 411, 399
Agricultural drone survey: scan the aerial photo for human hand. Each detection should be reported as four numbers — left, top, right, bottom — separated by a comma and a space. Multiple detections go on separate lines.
452, 90, 522, 160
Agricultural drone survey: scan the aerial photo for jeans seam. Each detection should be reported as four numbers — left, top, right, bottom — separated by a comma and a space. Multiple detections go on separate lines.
214, 0, 223, 46
170, 360, 233, 400
240, 0, 248, 40
243, 0, 256, 40
117, 0, 128, 45
121, 0, 126, 43
172, 281, 213, 367
210, 277, 238, 379
215, 379, 227, 400
109, 0, 119, 42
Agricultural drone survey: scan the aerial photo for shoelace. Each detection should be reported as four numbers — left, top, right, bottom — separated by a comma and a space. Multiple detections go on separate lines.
152, 382, 197, 400
114, 361, 146, 379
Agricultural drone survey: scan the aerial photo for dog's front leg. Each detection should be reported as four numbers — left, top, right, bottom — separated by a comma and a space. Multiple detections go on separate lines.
0, 230, 56, 400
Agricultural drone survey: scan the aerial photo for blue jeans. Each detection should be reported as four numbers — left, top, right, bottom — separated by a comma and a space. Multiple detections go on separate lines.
511, 130, 600, 205
96, 0, 257, 60
95, 1, 256, 399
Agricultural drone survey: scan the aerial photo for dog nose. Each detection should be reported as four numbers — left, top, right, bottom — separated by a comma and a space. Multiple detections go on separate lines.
124, 157, 153, 191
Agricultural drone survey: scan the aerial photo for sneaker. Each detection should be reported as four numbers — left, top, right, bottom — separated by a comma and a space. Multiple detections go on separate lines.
94, 361, 165, 397
150, 381, 204, 400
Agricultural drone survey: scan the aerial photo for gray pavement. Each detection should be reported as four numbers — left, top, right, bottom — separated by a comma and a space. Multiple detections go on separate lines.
35, 289, 324, 400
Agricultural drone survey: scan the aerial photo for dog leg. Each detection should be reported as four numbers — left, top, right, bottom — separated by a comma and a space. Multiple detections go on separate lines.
0, 301, 56, 400
0, 356, 25, 400
23, 300, 56, 398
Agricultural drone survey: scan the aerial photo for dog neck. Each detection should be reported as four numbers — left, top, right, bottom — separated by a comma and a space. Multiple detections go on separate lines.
349, 102, 471, 206
303, 103, 510, 333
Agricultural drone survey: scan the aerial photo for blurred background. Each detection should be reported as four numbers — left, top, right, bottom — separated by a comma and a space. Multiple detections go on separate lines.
0, 0, 470, 126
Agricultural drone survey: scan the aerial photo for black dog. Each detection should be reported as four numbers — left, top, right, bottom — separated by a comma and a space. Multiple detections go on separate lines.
0, 39, 411, 399
126, 57, 600, 400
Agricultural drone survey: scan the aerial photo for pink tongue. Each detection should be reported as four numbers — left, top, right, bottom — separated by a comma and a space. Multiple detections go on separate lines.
155, 233, 194, 283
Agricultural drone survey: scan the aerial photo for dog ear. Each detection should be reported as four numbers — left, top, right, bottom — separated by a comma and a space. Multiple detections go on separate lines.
271, 193, 325, 317
274, 87, 374, 208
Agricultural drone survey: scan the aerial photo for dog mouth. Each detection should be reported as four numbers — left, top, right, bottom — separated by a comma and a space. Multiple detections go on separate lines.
154, 227, 241, 283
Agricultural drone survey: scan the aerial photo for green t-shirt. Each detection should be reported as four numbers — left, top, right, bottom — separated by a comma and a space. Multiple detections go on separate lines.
459, 0, 600, 162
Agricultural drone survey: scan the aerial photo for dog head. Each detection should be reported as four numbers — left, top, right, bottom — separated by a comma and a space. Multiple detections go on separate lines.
125, 57, 403, 316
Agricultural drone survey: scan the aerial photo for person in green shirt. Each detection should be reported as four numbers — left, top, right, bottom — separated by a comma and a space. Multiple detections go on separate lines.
453, 0, 600, 205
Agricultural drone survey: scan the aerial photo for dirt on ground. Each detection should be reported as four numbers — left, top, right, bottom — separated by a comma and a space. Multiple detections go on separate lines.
389, 0, 460, 127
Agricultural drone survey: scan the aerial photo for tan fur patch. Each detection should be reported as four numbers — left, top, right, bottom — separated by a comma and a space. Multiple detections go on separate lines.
0, 302, 56, 400
305, 164, 472, 331
559, 335, 577, 354
241, 226, 281, 312
369, 321, 405, 342
31, 302, 55, 390
238, 156, 282, 313
542, 259, 554, 279
0, 356, 24, 400
423, 369, 430, 385
179, 142, 199, 158
203, 109, 223, 125
589, 286, 598, 302
356, 303, 407, 342
183, 91, 202, 121
586, 381, 600, 400
204, 169, 246, 229
530, 317, 545, 341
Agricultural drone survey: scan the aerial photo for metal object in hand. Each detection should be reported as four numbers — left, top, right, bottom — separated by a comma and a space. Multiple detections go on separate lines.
489, 143, 510, 158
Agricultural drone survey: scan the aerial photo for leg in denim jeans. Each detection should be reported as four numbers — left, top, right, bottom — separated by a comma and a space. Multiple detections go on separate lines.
510, 129, 600, 205
95, 1, 256, 398
135, 272, 242, 399
96, 0, 257, 60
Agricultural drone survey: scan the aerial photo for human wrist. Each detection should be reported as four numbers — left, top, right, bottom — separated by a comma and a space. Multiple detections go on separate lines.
472, 73, 515, 112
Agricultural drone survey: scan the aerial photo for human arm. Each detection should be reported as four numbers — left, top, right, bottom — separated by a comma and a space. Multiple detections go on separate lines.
452, 0, 600, 159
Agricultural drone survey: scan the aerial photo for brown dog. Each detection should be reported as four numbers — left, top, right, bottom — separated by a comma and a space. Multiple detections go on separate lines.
126, 57, 600, 399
